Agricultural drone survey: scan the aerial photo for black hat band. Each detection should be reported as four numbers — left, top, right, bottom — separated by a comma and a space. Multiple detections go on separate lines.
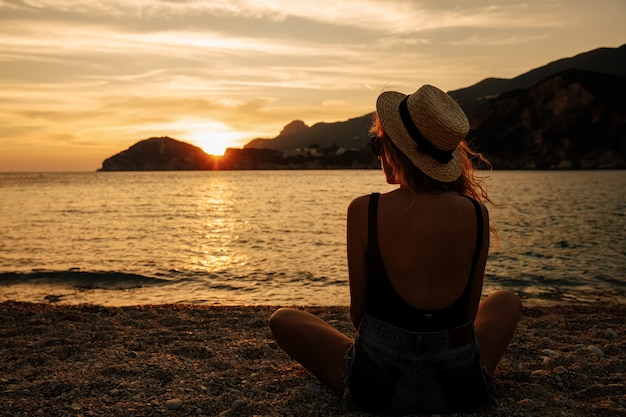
399, 96, 454, 164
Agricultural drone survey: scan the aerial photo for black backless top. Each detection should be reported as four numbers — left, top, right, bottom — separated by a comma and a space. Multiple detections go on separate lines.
365, 192, 484, 332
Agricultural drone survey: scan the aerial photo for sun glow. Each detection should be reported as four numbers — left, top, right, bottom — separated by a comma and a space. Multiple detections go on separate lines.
192, 136, 233, 156
184, 122, 247, 156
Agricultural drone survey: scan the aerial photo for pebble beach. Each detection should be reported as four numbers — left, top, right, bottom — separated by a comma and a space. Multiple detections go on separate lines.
1, 301, 624, 416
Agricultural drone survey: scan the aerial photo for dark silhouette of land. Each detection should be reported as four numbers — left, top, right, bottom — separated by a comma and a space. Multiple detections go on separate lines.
99, 45, 626, 171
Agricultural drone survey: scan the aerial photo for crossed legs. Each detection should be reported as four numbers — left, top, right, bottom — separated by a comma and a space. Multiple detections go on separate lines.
269, 290, 522, 395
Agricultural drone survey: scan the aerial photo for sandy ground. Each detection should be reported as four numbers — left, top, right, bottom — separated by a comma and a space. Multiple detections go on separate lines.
0, 301, 624, 417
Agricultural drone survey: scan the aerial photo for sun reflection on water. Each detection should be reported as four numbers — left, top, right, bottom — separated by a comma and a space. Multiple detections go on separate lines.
1, 170, 624, 306
189, 175, 246, 273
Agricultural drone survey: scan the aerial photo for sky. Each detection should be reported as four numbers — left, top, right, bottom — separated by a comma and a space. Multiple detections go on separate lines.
1, 1, 625, 172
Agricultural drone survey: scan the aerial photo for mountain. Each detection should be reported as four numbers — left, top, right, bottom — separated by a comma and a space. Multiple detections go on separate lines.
469, 69, 626, 169
449, 44, 626, 120
98, 136, 377, 171
99, 45, 626, 171
245, 115, 373, 152
241, 44, 626, 169
98, 137, 218, 171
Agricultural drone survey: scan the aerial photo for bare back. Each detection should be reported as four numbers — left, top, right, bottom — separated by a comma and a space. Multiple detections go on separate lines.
375, 189, 487, 311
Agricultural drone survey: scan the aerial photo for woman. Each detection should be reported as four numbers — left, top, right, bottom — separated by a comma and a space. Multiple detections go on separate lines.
269, 85, 522, 414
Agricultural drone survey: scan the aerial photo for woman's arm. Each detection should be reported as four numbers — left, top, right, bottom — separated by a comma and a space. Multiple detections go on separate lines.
346, 195, 369, 329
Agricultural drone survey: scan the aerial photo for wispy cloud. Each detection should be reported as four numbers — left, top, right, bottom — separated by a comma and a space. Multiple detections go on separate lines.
449, 34, 552, 47
0, 0, 625, 170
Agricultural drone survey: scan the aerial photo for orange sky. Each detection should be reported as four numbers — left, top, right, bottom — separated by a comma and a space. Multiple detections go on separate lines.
1, 0, 625, 171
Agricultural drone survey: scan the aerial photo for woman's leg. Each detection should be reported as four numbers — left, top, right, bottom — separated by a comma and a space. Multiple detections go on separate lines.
269, 308, 353, 396
474, 290, 523, 375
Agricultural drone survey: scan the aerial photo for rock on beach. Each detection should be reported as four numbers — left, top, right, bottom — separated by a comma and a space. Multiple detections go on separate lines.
166, 398, 183, 410
587, 345, 604, 357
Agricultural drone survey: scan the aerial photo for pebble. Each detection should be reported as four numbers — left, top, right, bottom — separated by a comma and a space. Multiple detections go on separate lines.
605, 328, 618, 339
517, 398, 532, 406
165, 399, 183, 410
542, 349, 559, 357
554, 375, 564, 388
587, 345, 604, 357
232, 399, 247, 409
542, 356, 554, 366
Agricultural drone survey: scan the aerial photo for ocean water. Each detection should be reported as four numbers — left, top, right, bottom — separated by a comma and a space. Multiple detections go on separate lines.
0, 170, 624, 306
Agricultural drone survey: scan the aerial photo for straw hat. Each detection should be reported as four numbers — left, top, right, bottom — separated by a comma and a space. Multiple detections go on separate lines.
376, 84, 469, 182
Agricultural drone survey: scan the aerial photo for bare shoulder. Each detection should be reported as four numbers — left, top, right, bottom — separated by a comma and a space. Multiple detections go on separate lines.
467, 196, 490, 222
347, 194, 371, 216
454, 193, 490, 214
347, 195, 372, 238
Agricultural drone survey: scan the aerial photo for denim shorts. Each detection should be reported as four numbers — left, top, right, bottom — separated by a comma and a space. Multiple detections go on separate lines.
344, 314, 495, 414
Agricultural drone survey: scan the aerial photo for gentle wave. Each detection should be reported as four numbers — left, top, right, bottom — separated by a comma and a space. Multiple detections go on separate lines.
0, 268, 350, 306
0, 270, 170, 290
1, 268, 624, 307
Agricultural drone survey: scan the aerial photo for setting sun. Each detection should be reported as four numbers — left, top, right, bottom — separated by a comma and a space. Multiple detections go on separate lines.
191, 136, 232, 156
184, 121, 247, 156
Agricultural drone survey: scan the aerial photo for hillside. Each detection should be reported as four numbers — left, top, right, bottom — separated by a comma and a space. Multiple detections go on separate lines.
99, 45, 626, 171
448, 44, 626, 120
98, 137, 218, 171
245, 115, 373, 152
470, 69, 626, 169
98, 137, 377, 171
239, 45, 625, 170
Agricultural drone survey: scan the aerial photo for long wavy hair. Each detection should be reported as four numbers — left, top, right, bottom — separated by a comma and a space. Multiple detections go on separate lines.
371, 115, 498, 242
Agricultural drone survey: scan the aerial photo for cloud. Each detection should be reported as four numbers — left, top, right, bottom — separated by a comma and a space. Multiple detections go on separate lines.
1, 0, 625, 170
2, 0, 567, 38
449, 33, 552, 47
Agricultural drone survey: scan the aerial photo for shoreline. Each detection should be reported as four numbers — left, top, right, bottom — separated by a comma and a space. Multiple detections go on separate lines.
1, 301, 624, 416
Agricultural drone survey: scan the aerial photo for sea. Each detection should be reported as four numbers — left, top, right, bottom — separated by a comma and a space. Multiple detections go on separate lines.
0, 170, 624, 307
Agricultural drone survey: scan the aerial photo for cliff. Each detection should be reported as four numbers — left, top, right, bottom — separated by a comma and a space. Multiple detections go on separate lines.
448, 44, 626, 121
98, 137, 218, 171
470, 69, 626, 169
